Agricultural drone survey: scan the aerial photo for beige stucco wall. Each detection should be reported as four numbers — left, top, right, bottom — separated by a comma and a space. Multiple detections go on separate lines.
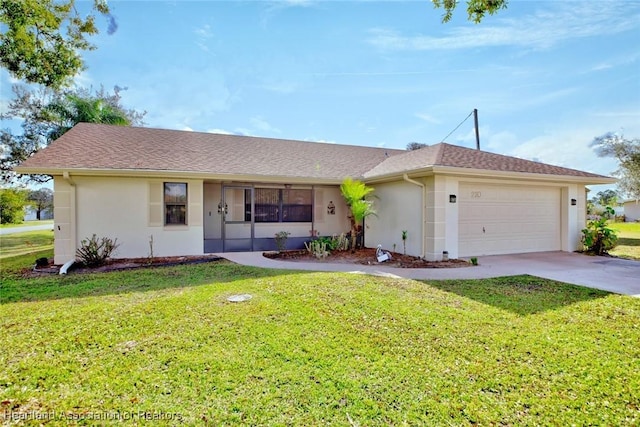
53, 176, 204, 263
313, 186, 351, 237
365, 175, 594, 262
624, 200, 640, 221
365, 180, 424, 257
53, 177, 76, 264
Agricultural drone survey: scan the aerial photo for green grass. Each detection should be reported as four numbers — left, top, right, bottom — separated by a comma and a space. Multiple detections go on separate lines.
1, 251, 639, 425
0, 229, 55, 260
609, 222, 640, 260
0, 219, 53, 229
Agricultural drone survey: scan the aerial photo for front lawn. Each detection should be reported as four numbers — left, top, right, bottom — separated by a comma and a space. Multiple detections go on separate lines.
0, 219, 54, 229
1, 253, 639, 425
0, 229, 54, 261
609, 222, 640, 260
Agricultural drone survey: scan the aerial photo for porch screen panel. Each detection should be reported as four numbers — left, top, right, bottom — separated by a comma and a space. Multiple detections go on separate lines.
253, 188, 313, 222
283, 189, 312, 222
255, 188, 279, 222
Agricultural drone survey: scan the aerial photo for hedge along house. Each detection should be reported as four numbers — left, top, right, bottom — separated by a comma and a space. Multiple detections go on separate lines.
16, 123, 615, 265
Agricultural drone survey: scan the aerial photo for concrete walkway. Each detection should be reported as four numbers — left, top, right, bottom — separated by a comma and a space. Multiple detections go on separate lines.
218, 251, 640, 297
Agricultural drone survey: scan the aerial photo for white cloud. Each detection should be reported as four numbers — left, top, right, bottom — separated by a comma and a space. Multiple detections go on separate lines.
207, 128, 235, 135
250, 116, 281, 134
305, 137, 337, 144
589, 51, 640, 72
194, 24, 213, 52
260, 0, 315, 27
367, 2, 639, 51
415, 113, 442, 125
260, 81, 300, 94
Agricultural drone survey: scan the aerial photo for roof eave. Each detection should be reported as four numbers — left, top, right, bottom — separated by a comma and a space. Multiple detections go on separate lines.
13, 167, 348, 185
362, 165, 616, 185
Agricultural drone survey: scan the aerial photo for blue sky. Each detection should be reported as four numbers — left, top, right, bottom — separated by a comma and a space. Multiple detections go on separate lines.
3, 0, 640, 186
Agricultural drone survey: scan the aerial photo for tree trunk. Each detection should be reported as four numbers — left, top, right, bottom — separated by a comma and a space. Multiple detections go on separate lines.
36, 209, 41, 221
350, 218, 357, 253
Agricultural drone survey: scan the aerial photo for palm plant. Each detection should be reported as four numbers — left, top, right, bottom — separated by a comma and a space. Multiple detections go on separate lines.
45, 94, 131, 140
340, 177, 376, 252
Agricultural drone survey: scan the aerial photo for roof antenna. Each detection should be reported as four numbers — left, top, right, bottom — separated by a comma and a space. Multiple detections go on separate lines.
473, 108, 480, 150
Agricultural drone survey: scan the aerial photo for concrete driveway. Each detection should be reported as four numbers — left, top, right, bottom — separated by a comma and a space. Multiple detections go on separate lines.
220, 251, 640, 297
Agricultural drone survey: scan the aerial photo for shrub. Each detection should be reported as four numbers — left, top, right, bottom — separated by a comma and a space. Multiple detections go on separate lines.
581, 207, 618, 255
274, 231, 291, 252
332, 233, 349, 252
304, 239, 329, 259
76, 234, 120, 267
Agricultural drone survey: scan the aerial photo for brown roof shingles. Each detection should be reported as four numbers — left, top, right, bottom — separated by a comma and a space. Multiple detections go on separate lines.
18, 123, 402, 180
17, 123, 612, 181
363, 142, 611, 179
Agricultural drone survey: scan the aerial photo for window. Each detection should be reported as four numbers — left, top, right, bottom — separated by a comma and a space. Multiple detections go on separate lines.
283, 189, 312, 222
253, 188, 312, 223
164, 182, 187, 225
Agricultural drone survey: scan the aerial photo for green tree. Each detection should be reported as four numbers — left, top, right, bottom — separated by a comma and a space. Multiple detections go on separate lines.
27, 188, 53, 220
431, 0, 508, 23
591, 133, 640, 200
340, 177, 376, 253
407, 142, 429, 151
592, 189, 619, 208
0, 187, 28, 224
1, 85, 145, 184
0, 0, 113, 88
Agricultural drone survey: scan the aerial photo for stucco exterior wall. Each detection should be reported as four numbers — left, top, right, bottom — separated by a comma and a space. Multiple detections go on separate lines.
313, 186, 351, 237
55, 176, 204, 262
624, 200, 640, 222
365, 180, 423, 257
53, 177, 76, 265
366, 175, 593, 261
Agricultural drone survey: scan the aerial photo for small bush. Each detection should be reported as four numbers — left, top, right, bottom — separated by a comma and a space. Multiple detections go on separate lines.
274, 231, 291, 252
581, 207, 618, 255
304, 239, 329, 259
332, 233, 349, 252
76, 234, 120, 267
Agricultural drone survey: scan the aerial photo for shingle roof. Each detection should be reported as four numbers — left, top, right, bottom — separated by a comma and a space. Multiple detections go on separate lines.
17, 123, 612, 182
17, 123, 402, 181
363, 143, 610, 179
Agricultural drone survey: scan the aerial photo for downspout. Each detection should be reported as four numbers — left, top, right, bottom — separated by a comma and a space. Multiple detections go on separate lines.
403, 174, 425, 259
63, 171, 77, 264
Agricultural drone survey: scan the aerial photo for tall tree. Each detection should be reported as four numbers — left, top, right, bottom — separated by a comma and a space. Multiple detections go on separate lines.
592, 189, 619, 207
27, 188, 54, 220
431, 0, 508, 23
1, 85, 146, 184
340, 177, 376, 253
0, 0, 113, 88
0, 187, 28, 224
591, 133, 640, 200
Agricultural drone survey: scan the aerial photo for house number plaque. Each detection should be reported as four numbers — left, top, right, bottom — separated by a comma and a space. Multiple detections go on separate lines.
471, 191, 482, 198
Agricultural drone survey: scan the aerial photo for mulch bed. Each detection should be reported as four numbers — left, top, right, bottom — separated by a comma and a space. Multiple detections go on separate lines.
264, 247, 470, 268
25, 255, 224, 277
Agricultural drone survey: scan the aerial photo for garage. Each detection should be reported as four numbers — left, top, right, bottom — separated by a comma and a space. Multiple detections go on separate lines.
458, 183, 561, 257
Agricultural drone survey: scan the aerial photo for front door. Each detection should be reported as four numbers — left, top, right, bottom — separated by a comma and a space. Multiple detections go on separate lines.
222, 186, 253, 251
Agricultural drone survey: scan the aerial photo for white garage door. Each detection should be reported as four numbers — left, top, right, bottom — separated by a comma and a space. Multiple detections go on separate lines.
459, 183, 561, 257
